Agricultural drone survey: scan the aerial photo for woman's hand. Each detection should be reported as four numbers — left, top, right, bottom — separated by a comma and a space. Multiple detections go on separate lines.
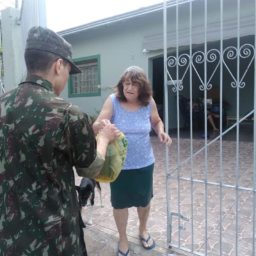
95, 119, 111, 130
98, 122, 120, 143
96, 122, 121, 158
158, 131, 172, 145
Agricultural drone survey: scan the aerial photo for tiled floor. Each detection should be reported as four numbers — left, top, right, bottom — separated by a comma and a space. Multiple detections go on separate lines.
78, 125, 255, 256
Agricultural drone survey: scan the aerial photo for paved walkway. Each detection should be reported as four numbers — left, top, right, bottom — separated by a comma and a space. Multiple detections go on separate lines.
76, 136, 182, 256
78, 130, 255, 256
84, 225, 178, 256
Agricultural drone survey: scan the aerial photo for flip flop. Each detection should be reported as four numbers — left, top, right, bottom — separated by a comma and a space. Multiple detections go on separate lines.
139, 233, 156, 250
117, 248, 130, 256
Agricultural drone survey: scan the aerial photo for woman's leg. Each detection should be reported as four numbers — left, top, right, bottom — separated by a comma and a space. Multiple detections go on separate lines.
207, 113, 219, 131
113, 208, 129, 252
137, 204, 150, 236
137, 204, 155, 248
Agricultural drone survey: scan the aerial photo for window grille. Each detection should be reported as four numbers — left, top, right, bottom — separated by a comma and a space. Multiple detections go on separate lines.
69, 56, 100, 97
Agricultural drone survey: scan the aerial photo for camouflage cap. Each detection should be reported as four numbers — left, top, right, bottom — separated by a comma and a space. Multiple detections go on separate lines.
25, 26, 81, 74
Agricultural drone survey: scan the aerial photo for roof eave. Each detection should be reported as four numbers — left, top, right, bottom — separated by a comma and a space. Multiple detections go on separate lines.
58, 3, 164, 37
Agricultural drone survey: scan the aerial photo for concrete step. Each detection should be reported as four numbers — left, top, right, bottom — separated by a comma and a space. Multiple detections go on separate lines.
84, 225, 181, 256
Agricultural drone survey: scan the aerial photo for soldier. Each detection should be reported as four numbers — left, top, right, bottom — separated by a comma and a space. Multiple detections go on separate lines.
0, 26, 119, 255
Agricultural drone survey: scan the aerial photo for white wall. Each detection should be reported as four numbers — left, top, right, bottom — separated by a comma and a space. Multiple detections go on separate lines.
1, 0, 46, 91
61, 15, 163, 118
1, 8, 24, 90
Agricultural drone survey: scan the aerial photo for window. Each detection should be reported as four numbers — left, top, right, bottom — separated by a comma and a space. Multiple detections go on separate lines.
68, 55, 100, 97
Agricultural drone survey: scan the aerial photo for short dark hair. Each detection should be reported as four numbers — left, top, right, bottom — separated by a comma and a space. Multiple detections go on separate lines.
116, 66, 152, 106
24, 49, 58, 74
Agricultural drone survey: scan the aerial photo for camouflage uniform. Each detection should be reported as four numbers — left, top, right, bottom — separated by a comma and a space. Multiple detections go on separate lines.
0, 76, 97, 255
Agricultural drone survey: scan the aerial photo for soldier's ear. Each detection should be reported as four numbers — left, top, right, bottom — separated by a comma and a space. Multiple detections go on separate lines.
54, 58, 63, 75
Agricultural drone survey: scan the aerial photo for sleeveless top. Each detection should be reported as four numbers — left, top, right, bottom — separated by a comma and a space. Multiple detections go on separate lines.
110, 94, 155, 170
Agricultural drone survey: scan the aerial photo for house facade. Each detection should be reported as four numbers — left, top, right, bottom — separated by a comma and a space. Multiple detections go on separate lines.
59, 4, 164, 120
60, 0, 254, 128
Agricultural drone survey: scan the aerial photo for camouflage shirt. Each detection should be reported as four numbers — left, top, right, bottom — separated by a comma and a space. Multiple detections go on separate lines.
0, 76, 97, 256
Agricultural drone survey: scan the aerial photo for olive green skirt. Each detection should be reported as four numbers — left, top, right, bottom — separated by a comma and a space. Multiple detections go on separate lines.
110, 163, 154, 209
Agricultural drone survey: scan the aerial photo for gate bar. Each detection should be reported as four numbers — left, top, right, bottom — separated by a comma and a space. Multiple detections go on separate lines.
219, 0, 224, 254
167, 176, 256, 193
235, 1, 241, 254
188, 0, 195, 253
203, 0, 209, 254
175, 0, 182, 248
162, 0, 172, 249
253, 0, 256, 254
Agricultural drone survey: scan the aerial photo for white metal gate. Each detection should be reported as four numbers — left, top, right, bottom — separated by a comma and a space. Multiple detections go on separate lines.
163, 0, 256, 255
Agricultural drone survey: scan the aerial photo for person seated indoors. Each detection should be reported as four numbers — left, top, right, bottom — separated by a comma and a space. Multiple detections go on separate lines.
192, 99, 219, 132
207, 110, 219, 132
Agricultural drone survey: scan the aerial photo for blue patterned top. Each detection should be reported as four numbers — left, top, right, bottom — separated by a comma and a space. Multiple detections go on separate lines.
110, 94, 155, 170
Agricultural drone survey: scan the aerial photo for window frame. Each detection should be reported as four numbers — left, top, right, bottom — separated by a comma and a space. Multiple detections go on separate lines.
68, 55, 101, 97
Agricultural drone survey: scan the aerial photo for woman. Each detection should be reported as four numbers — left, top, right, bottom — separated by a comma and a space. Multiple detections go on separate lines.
93, 66, 172, 256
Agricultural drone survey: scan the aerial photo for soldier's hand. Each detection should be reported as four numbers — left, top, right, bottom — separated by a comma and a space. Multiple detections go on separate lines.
98, 123, 120, 143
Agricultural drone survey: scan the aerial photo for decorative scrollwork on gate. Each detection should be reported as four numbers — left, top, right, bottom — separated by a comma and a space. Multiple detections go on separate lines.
167, 54, 190, 93
223, 43, 255, 88
193, 49, 220, 91
167, 43, 255, 92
